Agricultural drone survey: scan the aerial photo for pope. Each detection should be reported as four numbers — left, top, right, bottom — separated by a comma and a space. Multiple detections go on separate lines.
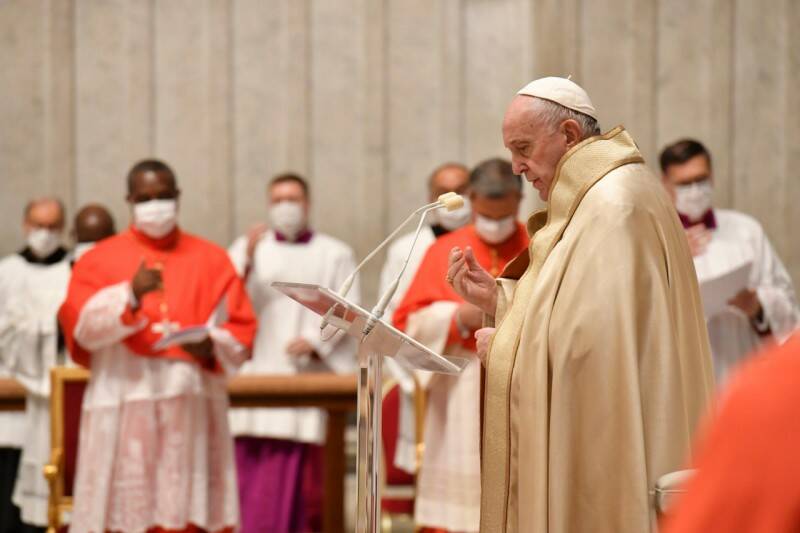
448, 77, 715, 533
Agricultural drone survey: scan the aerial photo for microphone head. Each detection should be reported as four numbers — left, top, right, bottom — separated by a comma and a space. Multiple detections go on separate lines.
438, 192, 465, 212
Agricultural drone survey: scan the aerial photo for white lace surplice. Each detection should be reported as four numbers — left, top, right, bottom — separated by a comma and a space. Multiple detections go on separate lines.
378, 228, 437, 473
0, 254, 70, 526
407, 302, 481, 533
69, 282, 247, 533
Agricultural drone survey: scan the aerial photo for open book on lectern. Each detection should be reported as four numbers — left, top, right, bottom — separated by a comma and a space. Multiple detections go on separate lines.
271, 281, 469, 375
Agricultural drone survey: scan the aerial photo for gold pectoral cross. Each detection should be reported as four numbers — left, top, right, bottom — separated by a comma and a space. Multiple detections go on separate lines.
152, 318, 181, 339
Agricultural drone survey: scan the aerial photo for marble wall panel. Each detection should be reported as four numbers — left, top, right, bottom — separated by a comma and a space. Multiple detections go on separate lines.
732, 0, 794, 280
579, 0, 656, 161
0, 0, 798, 292
231, 0, 293, 238
0, 1, 50, 248
74, 0, 154, 233
385, 0, 454, 230
656, 0, 734, 205
153, 0, 232, 244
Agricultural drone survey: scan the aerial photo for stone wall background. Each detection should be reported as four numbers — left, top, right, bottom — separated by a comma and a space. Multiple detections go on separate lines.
1, 0, 798, 302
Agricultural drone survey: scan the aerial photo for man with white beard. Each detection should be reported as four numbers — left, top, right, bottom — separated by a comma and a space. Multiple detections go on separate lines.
0, 197, 70, 531
228, 173, 360, 533
660, 139, 799, 385
378, 163, 471, 473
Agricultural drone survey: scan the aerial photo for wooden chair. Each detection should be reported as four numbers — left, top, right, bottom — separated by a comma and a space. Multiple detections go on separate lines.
44, 366, 90, 533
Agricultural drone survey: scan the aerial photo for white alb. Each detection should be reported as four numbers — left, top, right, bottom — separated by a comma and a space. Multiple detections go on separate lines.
694, 209, 799, 385
0, 253, 70, 527
227, 230, 359, 444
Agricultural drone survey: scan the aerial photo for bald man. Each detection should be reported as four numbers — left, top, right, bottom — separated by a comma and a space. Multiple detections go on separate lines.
449, 78, 714, 532
377, 163, 471, 476
71, 204, 116, 262
0, 197, 70, 530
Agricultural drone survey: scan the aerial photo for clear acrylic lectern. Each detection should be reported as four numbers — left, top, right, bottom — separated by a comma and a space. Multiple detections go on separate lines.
271, 282, 469, 533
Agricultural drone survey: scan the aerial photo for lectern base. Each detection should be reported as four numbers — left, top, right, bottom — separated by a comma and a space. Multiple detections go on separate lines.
355, 351, 383, 533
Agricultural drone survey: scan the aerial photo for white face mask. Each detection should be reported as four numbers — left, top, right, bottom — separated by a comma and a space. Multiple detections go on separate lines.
270, 201, 306, 241
474, 214, 516, 244
433, 196, 472, 231
27, 228, 62, 258
73, 242, 95, 261
674, 180, 713, 222
133, 199, 178, 239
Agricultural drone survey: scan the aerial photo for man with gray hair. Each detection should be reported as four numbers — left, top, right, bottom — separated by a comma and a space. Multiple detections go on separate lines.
447, 78, 714, 532
394, 158, 529, 533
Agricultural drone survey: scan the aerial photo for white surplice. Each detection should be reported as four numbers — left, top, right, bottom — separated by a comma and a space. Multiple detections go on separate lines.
227, 230, 359, 444
68, 281, 248, 533
0, 253, 70, 527
405, 302, 481, 533
378, 227, 437, 473
0, 369, 25, 448
694, 209, 799, 385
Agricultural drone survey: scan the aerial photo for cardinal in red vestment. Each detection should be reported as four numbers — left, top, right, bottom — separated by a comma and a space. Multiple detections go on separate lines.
661, 334, 800, 533
393, 159, 529, 533
58, 160, 256, 533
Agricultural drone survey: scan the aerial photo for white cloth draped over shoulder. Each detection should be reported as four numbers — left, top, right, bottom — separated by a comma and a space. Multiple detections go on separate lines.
694, 209, 800, 384
227, 230, 359, 445
68, 280, 248, 533
378, 227, 437, 473
0, 253, 69, 527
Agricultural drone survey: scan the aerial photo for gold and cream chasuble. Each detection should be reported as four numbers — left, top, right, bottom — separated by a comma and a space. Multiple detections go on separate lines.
481, 127, 715, 533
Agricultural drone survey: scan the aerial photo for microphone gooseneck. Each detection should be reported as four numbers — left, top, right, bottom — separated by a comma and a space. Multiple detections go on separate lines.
360, 193, 466, 337
321, 193, 466, 338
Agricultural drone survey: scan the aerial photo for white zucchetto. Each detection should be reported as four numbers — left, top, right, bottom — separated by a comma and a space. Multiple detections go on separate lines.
517, 77, 597, 120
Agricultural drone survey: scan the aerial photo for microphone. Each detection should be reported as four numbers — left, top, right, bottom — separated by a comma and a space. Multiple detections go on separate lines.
360, 193, 465, 337
320, 193, 466, 336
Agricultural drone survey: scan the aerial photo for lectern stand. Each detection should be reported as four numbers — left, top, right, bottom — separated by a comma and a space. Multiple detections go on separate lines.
272, 282, 469, 533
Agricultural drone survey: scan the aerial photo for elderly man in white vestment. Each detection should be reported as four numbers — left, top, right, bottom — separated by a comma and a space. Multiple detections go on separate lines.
660, 139, 799, 385
378, 162, 471, 474
447, 77, 714, 533
0, 198, 70, 530
228, 173, 359, 533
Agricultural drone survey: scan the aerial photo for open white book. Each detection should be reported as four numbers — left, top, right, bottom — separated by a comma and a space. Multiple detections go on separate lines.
152, 325, 211, 351
698, 261, 752, 318
151, 294, 228, 351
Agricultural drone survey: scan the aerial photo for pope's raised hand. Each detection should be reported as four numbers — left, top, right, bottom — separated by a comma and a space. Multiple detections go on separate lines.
447, 246, 497, 316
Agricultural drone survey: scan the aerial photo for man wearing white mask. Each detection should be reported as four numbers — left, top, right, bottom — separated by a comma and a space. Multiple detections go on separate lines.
378, 162, 471, 474
393, 158, 529, 533
58, 159, 257, 533
227, 173, 359, 533
0, 197, 70, 531
660, 139, 799, 385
